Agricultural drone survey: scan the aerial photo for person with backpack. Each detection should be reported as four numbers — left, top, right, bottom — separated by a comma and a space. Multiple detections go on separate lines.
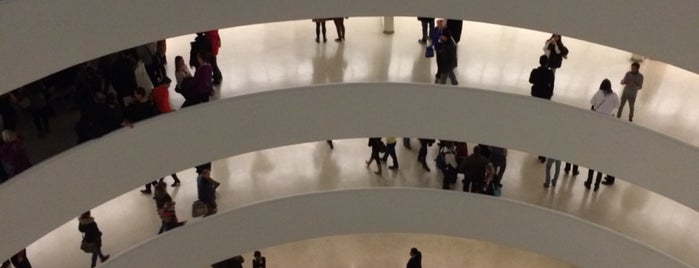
365, 137, 384, 175
78, 211, 110, 268
436, 141, 458, 189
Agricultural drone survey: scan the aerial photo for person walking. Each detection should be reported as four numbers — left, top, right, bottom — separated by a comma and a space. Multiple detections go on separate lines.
78, 211, 110, 268
365, 137, 384, 175
417, 138, 435, 172
438, 142, 458, 189
616, 62, 644, 122
585, 79, 619, 191
430, 19, 451, 82
459, 146, 489, 192
488, 146, 507, 187
381, 136, 399, 169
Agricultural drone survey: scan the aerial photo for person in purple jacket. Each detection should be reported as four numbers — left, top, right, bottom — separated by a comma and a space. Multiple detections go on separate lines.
193, 51, 214, 104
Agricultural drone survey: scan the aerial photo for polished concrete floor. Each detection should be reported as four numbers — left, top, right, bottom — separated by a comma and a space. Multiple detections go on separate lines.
16, 17, 699, 267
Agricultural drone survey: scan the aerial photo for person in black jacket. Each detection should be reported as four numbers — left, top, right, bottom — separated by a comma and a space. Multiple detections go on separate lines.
529, 55, 554, 99
417, 138, 434, 172
543, 34, 569, 75
252, 251, 266, 268
190, 32, 212, 68
446, 19, 463, 43
197, 169, 220, 217
529, 55, 556, 162
436, 32, 458, 85
78, 211, 110, 268
407, 248, 422, 268
365, 137, 384, 175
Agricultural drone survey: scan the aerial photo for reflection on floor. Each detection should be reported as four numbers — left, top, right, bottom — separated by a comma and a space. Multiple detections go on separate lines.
239, 233, 575, 268
17, 17, 699, 267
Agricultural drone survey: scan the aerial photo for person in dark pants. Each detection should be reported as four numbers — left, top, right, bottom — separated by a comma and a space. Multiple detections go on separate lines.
407, 248, 422, 268
193, 51, 214, 104
459, 146, 488, 192
417, 17, 434, 44
3, 248, 32, 268
446, 19, 463, 43
312, 18, 328, 43
417, 138, 434, 172
381, 137, 398, 169
252, 251, 266, 268
529, 55, 555, 163
435, 32, 458, 85
332, 17, 346, 42
403, 137, 412, 150
365, 137, 383, 175
198, 168, 220, 217
543, 34, 569, 75
430, 20, 451, 82
78, 211, 110, 268
488, 146, 507, 187
439, 142, 458, 189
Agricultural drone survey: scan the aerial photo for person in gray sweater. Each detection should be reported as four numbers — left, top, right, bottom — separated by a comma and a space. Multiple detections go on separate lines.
617, 62, 644, 122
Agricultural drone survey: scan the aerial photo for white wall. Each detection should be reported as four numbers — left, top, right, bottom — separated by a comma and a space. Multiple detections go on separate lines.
100, 188, 692, 268
0, 0, 697, 93
2, 83, 698, 260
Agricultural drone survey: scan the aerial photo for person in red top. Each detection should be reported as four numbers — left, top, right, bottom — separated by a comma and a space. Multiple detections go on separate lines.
206, 30, 222, 85
151, 77, 173, 113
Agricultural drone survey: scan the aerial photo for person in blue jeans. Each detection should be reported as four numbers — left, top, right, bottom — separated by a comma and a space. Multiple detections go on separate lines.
544, 157, 561, 188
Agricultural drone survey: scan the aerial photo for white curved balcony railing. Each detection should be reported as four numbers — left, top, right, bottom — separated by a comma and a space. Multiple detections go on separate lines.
0, 0, 697, 93
100, 188, 692, 268
3, 83, 699, 261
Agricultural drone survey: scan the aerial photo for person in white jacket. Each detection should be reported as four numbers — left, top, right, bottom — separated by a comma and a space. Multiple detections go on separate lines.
586, 79, 620, 191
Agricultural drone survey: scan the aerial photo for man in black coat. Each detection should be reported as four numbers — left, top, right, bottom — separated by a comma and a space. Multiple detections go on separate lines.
190, 32, 212, 68
459, 146, 489, 192
436, 32, 458, 85
407, 248, 422, 268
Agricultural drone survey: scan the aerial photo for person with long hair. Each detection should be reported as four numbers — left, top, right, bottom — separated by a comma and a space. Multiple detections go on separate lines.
543, 34, 569, 74
78, 211, 110, 268
585, 79, 619, 191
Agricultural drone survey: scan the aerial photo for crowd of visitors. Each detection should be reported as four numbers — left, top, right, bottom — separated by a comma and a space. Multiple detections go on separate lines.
0, 17, 651, 267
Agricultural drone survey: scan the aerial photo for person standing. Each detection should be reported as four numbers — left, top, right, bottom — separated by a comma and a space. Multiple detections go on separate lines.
543, 34, 569, 75
543, 157, 561, 188
459, 146, 489, 192
438, 142, 458, 189
417, 17, 434, 44
407, 248, 422, 268
430, 19, 451, 82
193, 51, 214, 104
435, 32, 458, 85
381, 136, 399, 169
206, 30, 223, 85
252, 251, 266, 268
616, 62, 644, 122
446, 19, 463, 43
78, 211, 110, 268
190, 33, 212, 68
332, 17, 346, 42
197, 168, 220, 217
365, 137, 384, 175
312, 18, 328, 43
585, 79, 619, 191
529, 55, 555, 163
6, 249, 31, 268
